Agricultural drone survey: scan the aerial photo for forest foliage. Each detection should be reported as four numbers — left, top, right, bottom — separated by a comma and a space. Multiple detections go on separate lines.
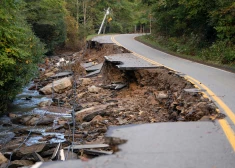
0, 0, 142, 112
0, 0, 45, 112
141, 0, 235, 64
1, 0, 234, 112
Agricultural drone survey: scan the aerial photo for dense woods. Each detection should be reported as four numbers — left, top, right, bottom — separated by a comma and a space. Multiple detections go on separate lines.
0, 0, 234, 112
142, 0, 235, 64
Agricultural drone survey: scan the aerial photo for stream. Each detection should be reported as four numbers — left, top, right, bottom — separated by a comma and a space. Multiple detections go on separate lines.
0, 82, 68, 146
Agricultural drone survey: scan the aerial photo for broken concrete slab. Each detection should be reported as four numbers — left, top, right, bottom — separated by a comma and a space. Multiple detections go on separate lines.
32, 152, 44, 162
85, 69, 101, 77
38, 122, 235, 168
50, 72, 72, 79
51, 143, 61, 160
184, 88, 206, 93
86, 63, 103, 72
92, 35, 115, 44
64, 150, 78, 160
104, 53, 161, 70
83, 149, 113, 156
64, 144, 109, 150
102, 83, 127, 90
175, 72, 186, 77
81, 62, 94, 68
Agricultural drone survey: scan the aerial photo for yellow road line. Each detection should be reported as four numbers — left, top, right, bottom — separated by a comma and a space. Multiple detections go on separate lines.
111, 35, 235, 151
186, 75, 235, 125
219, 120, 235, 150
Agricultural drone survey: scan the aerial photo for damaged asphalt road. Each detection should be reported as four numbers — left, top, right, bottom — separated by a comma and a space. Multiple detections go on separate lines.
0, 34, 234, 168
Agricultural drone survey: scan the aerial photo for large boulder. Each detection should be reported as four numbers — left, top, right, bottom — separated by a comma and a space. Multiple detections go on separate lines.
75, 104, 108, 122
39, 77, 72, 95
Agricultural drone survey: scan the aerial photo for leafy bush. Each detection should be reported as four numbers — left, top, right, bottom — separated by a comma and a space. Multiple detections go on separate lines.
110, 21, 123, 33
25, 0, 66, 54
0, 0, 45, 112
201, 41, 235, 64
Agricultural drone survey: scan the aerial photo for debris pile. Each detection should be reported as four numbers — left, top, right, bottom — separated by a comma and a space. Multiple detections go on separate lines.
0, 42, 224, 167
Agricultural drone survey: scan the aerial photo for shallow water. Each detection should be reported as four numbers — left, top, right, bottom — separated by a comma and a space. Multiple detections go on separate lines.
0, 82, 67, 146
8, 82, 51, 114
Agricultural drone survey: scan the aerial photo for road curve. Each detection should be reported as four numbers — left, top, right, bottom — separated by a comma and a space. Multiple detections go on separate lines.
112, 33, 235, 147
114, 34, 235, 112
38, 34, 235, 168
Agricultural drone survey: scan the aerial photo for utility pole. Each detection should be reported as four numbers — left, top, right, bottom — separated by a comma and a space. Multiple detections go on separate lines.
98, 7, 110, 35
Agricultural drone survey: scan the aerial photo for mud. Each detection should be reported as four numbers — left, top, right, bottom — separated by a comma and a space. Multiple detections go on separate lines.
0, 42, 225, 167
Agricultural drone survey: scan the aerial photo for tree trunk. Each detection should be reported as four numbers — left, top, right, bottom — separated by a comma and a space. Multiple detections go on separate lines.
83, 0, 87, 25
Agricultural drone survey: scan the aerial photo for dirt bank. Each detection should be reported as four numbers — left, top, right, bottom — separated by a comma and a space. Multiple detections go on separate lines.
0, 42, 224, 167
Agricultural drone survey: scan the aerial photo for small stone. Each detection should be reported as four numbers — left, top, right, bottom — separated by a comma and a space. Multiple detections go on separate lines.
28, 84, 37, 90
88, 85, 101, 93
97, 127, 108, 133
116, 118, 128, 125
0, 152, 8, 164
155, 91, 168, 99
81, 122, 90, 128
77, 92, 86, 99
81, 78, 92, 86
139, 111, 147, 117
90, 115, 103, 124
38, 100, 52, 107
9, 113, 18, 118
52, 68, 59, 73
44, 72, 55, 78
200, 116, 211, 121
20, 116, 34, 124
26, 117, 39, 125
9, 160, 34, 167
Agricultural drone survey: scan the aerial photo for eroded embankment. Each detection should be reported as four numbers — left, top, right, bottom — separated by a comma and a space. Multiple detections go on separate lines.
0, 41, 224, 167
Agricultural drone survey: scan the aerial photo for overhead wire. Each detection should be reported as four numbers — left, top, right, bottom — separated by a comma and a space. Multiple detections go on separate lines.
5, 109, 47, 168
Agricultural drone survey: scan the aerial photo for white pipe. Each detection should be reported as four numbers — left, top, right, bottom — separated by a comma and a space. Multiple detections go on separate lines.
98, 7, 110, 35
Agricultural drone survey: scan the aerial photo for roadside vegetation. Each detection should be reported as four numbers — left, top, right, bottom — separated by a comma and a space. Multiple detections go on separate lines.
139, 0, 235, 67
1, 0, 234, 112
0, 0, 146, 113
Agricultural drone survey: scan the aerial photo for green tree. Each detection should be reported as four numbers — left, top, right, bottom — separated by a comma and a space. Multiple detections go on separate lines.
25, 0, 67, 54
0, 0, 45, 112
210, 1, 235, 42
141, 0, 235, 64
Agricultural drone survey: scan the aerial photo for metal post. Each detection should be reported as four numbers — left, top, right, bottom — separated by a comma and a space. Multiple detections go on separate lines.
98, 7, 110, 35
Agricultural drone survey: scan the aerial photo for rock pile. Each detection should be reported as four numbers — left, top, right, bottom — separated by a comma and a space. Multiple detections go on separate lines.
0, 43, 225, 167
